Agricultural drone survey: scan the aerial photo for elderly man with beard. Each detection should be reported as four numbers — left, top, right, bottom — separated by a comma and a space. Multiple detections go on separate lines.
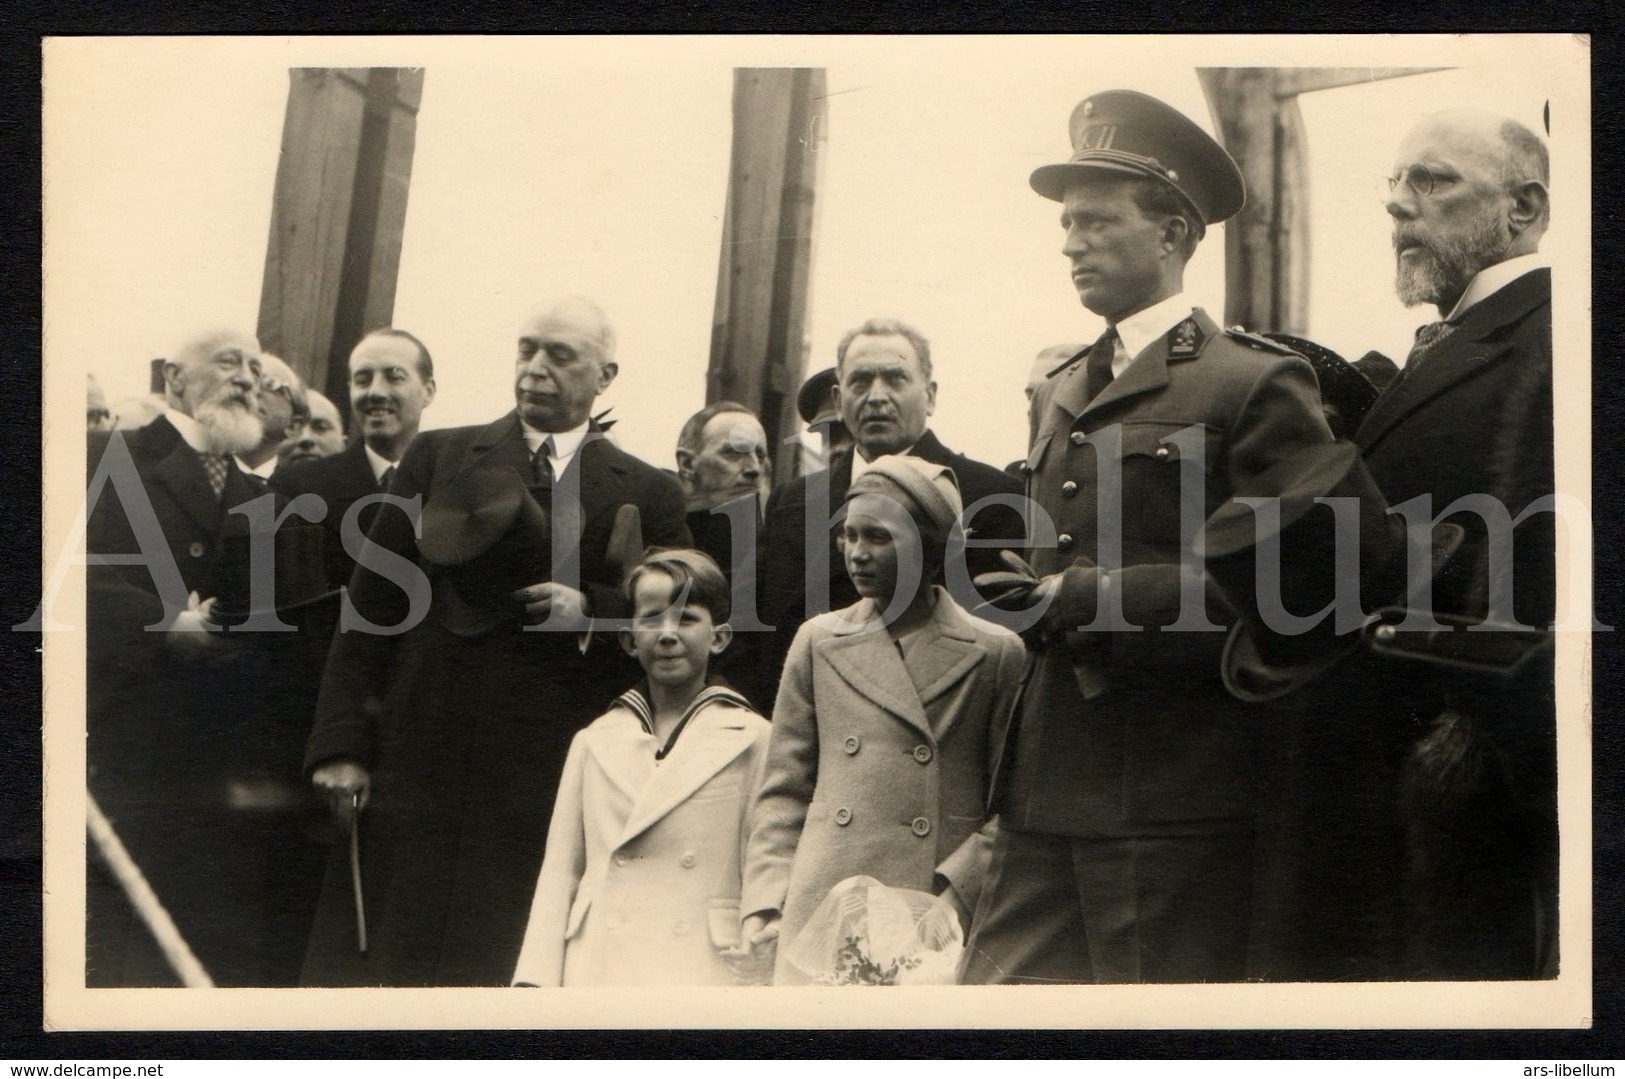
84, 327, 318, 986
299, 297, 689, 986
1243, 110, 1557, 982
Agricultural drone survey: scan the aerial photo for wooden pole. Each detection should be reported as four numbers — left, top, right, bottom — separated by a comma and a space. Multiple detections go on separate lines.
1199, 66, 1447, 336
707, 68, 827, 476
257, 68, 424, 426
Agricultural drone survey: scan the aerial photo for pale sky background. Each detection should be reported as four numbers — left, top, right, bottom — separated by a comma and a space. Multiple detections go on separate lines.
39, 36, 1594, 1032
48, 36, 1571, 474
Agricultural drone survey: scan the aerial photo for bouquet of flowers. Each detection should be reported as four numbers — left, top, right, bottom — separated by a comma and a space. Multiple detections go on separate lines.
784, 875, 964, 985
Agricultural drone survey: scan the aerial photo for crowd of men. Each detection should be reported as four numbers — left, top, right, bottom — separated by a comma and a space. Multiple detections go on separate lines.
80, 91, 1557, 988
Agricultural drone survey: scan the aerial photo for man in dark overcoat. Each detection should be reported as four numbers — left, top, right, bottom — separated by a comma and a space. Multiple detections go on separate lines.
959, 90, 1351, 984
757, 318, 1024, 704
85, 328, 320, 986
300, 296, 689, 986
1241, 109, 1557, 981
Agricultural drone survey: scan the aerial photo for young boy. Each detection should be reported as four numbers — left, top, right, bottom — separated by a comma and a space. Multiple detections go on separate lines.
511, 548, 771, 987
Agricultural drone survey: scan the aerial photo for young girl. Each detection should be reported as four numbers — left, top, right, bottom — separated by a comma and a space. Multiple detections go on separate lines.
512, 548, 771, 987
735, 456, 1026, 984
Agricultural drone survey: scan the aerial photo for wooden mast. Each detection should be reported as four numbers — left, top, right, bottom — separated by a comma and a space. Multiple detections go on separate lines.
707, 68, 828, 476
257, 68, 425, 425
1198, 67, 1446, 335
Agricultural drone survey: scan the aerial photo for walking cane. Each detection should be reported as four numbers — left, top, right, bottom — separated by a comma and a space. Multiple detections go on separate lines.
349, 791, 367, 954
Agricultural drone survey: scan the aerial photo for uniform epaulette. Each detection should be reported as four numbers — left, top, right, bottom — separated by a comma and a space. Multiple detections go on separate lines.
1044, 347, 1086, 379
1222, 326, 1301, 356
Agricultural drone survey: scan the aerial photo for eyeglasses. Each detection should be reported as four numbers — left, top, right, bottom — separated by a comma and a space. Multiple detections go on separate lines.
1379, 164, 1459, 202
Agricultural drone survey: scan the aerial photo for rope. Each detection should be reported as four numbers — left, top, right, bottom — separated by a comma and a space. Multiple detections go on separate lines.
86, 792, 214, 988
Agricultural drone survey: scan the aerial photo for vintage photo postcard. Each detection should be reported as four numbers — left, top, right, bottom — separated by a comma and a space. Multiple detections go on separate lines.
37, 33, 1593, 1030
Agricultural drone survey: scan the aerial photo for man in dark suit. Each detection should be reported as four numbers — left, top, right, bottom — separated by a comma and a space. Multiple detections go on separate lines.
299, 296, 690, 986
959, 90, 1351, 984
85, 328, 320, 986
273, 329, 438, 659
758, 318, 1025, 703
1245, 110, 1556, 981
674, 401, 773, 708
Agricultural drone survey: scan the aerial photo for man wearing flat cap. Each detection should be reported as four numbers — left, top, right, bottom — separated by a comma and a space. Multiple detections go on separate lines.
961, 89, 1366, 984
300, 297, 689, 985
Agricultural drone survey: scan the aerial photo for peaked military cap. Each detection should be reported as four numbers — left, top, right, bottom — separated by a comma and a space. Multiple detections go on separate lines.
1030, 89, 1246, 226
797, 366, 842, 426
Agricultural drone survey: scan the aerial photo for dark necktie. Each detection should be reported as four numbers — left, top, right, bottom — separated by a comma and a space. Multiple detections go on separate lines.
1084, 327, 1120, 403
531, 437, 555, 484
378, 465, 395, 491
201, 453, 230, 499
1404, 319, 1456, 377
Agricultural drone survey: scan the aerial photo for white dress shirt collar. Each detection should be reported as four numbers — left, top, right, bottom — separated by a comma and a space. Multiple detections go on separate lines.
1446, 252, 1550, 322
520, 419, 591, 474
363, 443, 397, 485
235, 456, 278, 480
1112, 292, 1200, 378
850, 438, 920, 483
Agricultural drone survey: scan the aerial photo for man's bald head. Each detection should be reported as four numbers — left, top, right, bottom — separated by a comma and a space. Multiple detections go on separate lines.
1386, 109, 1550, 312
513, 296, 619, 432
164, 328, 264, 454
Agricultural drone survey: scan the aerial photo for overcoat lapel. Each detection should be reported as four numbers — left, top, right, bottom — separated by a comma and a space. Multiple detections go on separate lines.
616, 709, 758, 845
819, 602, 933, 740
1357, 269, 1551, 454
909, 599, 986, 742
143, 420, 224, 534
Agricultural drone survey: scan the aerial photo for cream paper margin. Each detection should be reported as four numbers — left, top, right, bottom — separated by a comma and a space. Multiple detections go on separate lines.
39, 33, 1594, 1031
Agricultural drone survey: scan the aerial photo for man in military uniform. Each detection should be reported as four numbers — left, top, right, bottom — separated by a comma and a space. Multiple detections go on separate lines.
961, 90, 1344, 983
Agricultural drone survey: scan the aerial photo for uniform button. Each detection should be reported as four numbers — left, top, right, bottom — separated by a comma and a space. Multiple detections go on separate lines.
673, 919, 690, 936
1155, 446, 1172, 461
1057, 533, 1074, 551
912, 744, 933, 764
613, 853, 628, 867
1070, 431, 1088, 446
187, 541, 205, 558
1061, 480, 1078, 498
834, 806, 853, 826
606, 913, 622, 930
680, 852, 696, 868
843, 735, 860, 755
911, 816, 932, 837
1019, 462, 1034, 476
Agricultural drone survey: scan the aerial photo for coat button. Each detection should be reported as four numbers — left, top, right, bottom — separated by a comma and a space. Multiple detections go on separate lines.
843, 735, 860, 755
913, 744, 933, 764
606, 913, 622, 930
1070, 431, 1088, 446
613, 853, 628, 867
673, 919, 690, 936
1155, 445, 1172, 461
680, 852, 696, 868
1061, 480, 1078, 498
187, 541, 205, 558
911, 816, 932, 837
1057, 533, 1074, 550
834, 806, 853, 826
1019, 462, 1034, 476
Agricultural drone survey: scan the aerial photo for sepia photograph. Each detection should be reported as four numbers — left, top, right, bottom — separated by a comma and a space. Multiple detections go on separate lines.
35, 33, 1593, 1031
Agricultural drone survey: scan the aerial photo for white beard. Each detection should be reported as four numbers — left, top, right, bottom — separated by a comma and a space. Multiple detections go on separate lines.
194, 399, 265, 456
